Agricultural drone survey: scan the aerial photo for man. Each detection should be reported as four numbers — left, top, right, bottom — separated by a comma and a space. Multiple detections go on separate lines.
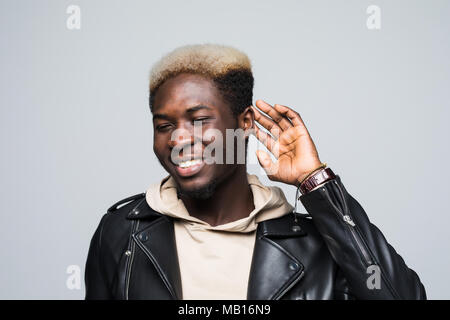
85, 44, 426, 300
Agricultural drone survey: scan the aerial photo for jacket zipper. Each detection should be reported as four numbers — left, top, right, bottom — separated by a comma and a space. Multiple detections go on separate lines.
125, 220, 139, 299
325, 181, 404, 298
321, 182, 374, 267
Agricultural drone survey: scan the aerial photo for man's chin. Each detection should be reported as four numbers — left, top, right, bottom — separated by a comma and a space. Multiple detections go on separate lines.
176, 178, 219, 200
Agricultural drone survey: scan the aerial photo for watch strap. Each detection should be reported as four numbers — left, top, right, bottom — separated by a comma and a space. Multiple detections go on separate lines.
299, 167, 336, 195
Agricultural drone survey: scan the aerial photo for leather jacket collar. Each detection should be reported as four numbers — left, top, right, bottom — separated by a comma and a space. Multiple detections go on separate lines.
126, 198, 307, 300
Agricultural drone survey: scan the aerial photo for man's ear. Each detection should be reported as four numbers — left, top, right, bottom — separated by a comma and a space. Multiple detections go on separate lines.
239, 105, 255, 133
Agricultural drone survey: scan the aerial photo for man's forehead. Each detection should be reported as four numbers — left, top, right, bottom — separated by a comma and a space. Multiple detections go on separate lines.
154, 75, 219, 106
152, 102, 219, 121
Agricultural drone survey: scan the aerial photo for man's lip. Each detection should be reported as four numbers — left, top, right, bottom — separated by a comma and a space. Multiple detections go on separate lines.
170, 156, 203, 165
173, 159, 205, 178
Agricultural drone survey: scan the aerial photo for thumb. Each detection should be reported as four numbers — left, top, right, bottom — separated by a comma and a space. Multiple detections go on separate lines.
256, 150, 279, 179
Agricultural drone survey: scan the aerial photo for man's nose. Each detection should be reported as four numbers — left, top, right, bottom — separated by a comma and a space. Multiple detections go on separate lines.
168, 136, 193, 149
167, 126, 197, 149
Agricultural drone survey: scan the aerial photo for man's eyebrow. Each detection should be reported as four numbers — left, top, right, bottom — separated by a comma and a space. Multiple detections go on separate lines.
152, 113, 171, 121
186, 105, 212, 113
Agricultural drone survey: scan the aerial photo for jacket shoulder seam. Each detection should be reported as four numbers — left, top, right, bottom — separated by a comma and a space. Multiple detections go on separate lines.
107, 192, 146, 214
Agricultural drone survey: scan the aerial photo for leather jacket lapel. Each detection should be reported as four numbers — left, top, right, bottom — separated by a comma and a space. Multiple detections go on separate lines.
247, 214, 307, 300
128, 200, 183, 300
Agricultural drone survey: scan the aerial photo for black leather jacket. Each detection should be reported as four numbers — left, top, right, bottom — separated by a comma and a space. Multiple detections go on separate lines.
85, 175, 426, 300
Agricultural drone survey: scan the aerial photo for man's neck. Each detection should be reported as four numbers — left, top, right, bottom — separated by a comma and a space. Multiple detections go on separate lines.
179, 166, 255, 227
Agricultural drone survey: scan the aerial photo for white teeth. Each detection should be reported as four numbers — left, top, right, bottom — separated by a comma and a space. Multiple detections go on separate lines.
179, 159, 202, 168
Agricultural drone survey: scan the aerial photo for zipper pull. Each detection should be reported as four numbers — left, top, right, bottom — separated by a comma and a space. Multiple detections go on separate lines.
343, 215, 356, 227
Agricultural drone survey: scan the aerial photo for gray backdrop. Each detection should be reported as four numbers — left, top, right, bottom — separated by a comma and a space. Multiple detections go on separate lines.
1, 0, 449, 299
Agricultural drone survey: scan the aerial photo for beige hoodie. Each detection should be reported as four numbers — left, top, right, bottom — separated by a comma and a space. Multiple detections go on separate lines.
146, 173, 293, 300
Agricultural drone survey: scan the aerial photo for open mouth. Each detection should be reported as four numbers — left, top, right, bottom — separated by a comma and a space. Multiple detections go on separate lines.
178, 159, 202, 168
172, 158, 206, 177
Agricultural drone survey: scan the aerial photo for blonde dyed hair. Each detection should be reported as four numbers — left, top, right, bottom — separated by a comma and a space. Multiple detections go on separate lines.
149, 43, 252, 93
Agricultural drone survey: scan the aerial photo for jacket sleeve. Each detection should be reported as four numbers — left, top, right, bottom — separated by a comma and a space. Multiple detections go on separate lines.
299, 174, 426, 300
84, 213, 112, 300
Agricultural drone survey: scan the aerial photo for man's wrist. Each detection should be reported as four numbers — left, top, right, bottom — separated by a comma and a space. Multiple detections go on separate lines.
296, 162, 327, 186
299, 167, 336, 195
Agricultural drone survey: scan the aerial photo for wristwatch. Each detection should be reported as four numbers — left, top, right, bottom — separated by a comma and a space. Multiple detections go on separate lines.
299, 167, 336, 195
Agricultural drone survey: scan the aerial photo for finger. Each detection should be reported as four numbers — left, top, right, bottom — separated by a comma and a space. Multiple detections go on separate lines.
273, 103, 307, 132
251, 105, 282, 138
254, 125, 279, 157
255, 100, 293, 131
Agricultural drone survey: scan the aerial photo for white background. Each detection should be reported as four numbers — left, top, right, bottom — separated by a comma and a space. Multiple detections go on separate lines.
1, 0, 449, 299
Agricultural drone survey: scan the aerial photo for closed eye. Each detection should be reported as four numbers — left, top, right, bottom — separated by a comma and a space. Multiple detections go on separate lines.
193, 117, 212, 123
156, 124, 172, 131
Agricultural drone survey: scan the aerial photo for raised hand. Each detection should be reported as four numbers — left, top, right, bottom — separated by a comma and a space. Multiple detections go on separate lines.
251, 99, 323, 186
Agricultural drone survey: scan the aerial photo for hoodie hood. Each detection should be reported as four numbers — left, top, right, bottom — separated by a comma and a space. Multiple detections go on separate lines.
145, 173, 294, 233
